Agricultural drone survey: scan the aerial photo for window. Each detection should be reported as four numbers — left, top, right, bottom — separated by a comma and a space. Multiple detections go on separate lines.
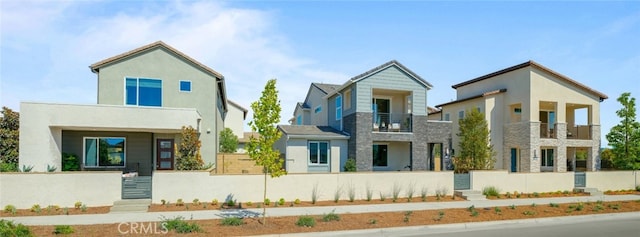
179, 80, 191, 92
125, 77, 162, 106
373, 144, 388, 167
336, 95, 342, 120
84, 137, 126, 167
458, 111, 465, 120
296, 115, 302, 125
444, 113, 450, 121
314, 106, 322, 114
344, 89, 352, 110
309, 141, 329, 165
514, 108, 522, 114
541, 148, 554, 167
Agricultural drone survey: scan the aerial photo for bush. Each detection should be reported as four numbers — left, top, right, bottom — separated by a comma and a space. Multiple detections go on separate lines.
4, 205, 16, 214
296, 216, 316, 227
161, 216, 203, 233
61, 153, 80, 171
53, 225, 74, 234
322, 210, 340, 222
482, 186, 500, 197
343, 158, 356, 172
74, 201, 82, 209
0, 220, 32, 237
0, 162, 18, 172
278, 198, 286, 206
220, 217, 244, 226
30, 204, 41, 213
264, 198, 271, 206
294, 199, 301, 205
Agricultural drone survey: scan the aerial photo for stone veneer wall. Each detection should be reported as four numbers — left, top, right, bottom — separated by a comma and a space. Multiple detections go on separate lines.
504, 121, 535, 172
425, 120, 453, 170
344, 112, 373, 171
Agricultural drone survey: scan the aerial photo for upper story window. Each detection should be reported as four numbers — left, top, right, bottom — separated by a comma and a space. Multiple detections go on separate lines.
314, 106, 322, 114
336, 95, 342, 120
296, 115, 302, 125
458, 111, 465, 120
344, 89, 352, 110
179, 80, 192, 92
125, 77, 162, 107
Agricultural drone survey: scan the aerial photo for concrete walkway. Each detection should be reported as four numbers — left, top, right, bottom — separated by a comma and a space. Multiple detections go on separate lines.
2, 194, 639, 226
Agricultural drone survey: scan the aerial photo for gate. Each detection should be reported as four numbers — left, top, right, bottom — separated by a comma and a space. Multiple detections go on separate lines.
454, 173, 470, 190
574, 172, 586, 188
122, 176, 152, 199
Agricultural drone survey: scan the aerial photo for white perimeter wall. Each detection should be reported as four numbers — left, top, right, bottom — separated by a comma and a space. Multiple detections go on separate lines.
586, 171, 640, 191
470, 170, 574, 193
0, 172, 121, 209
152, 171, 454, 204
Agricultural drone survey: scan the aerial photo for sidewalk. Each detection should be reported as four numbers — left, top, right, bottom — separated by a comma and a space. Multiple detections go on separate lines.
2, 194, 639, 226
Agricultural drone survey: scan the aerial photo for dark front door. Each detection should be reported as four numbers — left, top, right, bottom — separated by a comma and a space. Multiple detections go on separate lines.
511, 148, 518, 172
157, 139, 174, 170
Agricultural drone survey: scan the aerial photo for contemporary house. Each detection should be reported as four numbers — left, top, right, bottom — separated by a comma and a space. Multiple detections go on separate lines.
19, 41, 228, 176
278, 60, 452, 173
435, 60, 607, 173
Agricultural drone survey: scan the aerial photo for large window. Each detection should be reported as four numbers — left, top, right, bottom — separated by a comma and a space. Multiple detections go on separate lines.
84, 137, 126, 167
373, 144, 388, 167
335, 95, 342, 120
309, 141, 329, 165
126, 77, 162, 106
541, 148, 554, 167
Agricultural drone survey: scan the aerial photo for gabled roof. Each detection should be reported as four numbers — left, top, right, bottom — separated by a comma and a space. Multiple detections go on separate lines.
436, 89, 507, 108
311, 83, 340, 94
427, 106, 441, 115
325, 60, 433, 98
89, 41, 224, 79
452, 60, 608, 101
228, 100, 248, 120
278, 125, 350, 139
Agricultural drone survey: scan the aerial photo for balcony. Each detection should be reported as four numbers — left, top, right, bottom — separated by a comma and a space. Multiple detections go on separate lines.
540, 123, 556, 139
567, 125, 592, 140
373, 113, 412, 132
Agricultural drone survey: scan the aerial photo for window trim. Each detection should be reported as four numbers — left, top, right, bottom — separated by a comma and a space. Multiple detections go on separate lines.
83, 137, 126, 168
308, 141, 330, 166
179, 80, 192, 92
124, 77, 163, 107
336, 95, 342, 120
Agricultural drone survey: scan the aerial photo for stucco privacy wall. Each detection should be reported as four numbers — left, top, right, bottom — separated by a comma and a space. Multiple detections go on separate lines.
586, 171, 640, 191
152, 171, 454, 204
19, 102, 200, 172
0, 172, 121, 209
470, 170, 574, 193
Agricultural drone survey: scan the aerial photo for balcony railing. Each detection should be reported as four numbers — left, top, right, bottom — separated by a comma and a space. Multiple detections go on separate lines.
567, 125, 592, 140
373, 113, 412, 132
540, 123, 556, 139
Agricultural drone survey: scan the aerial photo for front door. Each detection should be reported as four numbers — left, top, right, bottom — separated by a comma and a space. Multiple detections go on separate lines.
510, 148, 518, 172
157, 139, 174, 170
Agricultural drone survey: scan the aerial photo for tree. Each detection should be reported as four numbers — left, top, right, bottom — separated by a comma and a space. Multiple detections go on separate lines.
0, 107, 19, 172
453, 108, 495, 173
606, 92, 640, 170
219, 128, 239, 153
247, 79, 285, 224
176, 126, 205, 170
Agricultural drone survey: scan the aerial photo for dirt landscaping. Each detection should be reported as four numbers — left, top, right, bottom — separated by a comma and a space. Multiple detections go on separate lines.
25, 199, 640, 236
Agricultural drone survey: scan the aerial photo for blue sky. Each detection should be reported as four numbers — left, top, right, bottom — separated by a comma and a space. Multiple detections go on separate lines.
1, 0, 639, 146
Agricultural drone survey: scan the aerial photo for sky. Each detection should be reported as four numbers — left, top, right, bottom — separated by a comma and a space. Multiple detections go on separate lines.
1, 0, 639, 146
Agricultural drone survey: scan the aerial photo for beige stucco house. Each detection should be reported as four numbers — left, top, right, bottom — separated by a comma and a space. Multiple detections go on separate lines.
435, 60, 607, 173
224, 100, 248, 153
19, 41, 228, 180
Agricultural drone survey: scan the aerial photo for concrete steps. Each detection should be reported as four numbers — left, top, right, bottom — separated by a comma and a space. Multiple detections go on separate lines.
454, 190, 487, 200
109, 199, 151, 213
573, 187, 604, 196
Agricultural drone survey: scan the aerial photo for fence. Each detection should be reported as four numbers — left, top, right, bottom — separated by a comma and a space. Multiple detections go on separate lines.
215, 153, 263, 174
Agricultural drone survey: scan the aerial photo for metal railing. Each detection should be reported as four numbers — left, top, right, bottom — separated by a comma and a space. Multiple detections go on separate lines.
373, 113, 412, 132
540, 123, 556, 138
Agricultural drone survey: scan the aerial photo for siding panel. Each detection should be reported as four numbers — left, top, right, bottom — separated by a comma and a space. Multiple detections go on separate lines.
355, 66, 427, 115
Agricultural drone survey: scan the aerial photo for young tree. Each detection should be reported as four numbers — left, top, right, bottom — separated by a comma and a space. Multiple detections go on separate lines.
0, 107, 19, 172
606, 92, 640, 170
453, 108, 495, 173
247, 79, 285, 224
219, 128, 239, 153
176, 126, 205, 170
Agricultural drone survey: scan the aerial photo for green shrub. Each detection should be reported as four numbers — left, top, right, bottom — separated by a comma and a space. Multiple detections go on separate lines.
176, 199, 184, 206
294, 199, 301, 205
21, 165, 34, 173
53, 225, 74, 235
366, 184, 374, 201
549, 203, 560, 208
74, 201, 82, 209
46, 164, 57, 172
278, 198, 286, 206
391, 183, 402, 202
161, 216, 203, 233
403, 211, 413, 222
470, 210, 479, 217
80, 204, 87, 212
322, 210, 340, 222
296, 216, 316, 227
509, 204, 516, 210
420, 186, 428, 201
533, 192, 540, 197
211, 199, 219, 206
0, 219, 33, 237
343, 158, 356, 172
368, 219, 377, 224
523, 211, 536, 216
264, 198, 271, 206
61, 153, 80, 171
482, 186, 500, 197
636, 185, 640, 192
0, 162, 18, 172
192, 198, 200, 206
311, 183, 319, 204
494, 207, 502, 214
30, 204, 41, 213
4, 205, 16, 214
246, 201, 253, 206
220, 217, 244, 226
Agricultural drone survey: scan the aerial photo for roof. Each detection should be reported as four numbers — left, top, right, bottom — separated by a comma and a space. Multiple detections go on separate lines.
89, 41, 224, 79
325, 60, 433, 98
436, 89, 507, 108
228, 100, 248, 120
311, 83, 340, 94
278, 125, 350, 139
452, 60, 608, 101
427, 106, 441, 115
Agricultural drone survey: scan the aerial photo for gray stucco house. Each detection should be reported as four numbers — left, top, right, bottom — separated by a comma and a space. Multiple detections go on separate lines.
280, 60, 452, 173
19, 41, 228, 175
